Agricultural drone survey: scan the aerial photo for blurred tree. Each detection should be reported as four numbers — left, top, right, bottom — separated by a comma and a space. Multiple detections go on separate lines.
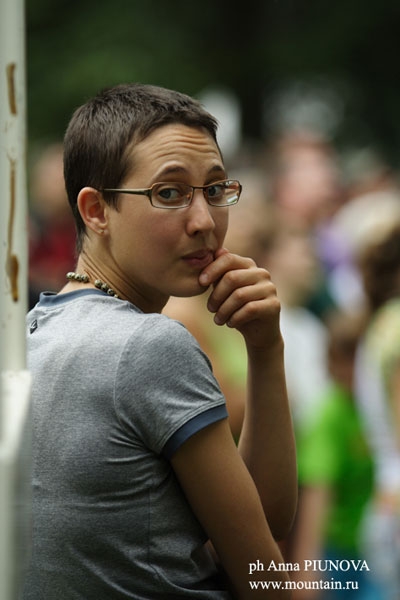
26, 0, 400, 165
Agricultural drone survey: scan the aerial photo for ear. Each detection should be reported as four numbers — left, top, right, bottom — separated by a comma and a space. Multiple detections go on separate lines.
77, 187, 109, 235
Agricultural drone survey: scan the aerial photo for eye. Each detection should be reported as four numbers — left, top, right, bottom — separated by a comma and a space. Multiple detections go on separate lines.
153, 183, 189, 206
206, 182, 225, 200
157, 185, 182, 201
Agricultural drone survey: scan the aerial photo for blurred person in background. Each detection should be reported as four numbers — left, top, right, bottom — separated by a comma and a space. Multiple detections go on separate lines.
28, 143, 76, 308
329, 153, 400, 315
265, 130, 346, 322
354, 223, 400, 600
259, 214, 330, 438
258, 215, 331, 581
289, 311, 380, 600
264, 126, 400, 599
267, 130, 343, 231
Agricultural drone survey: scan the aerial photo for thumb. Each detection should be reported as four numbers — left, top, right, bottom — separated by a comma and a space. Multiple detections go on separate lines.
214, 247, 230, 259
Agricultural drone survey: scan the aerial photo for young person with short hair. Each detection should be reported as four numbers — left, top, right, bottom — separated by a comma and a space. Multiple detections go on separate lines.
23, 83, 297, 599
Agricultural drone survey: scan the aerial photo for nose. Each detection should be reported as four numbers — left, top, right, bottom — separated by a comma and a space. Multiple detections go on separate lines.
185, 189, 216, 236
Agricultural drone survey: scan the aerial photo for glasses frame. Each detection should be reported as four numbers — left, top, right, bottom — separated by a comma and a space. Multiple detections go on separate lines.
101, 179, 242, 209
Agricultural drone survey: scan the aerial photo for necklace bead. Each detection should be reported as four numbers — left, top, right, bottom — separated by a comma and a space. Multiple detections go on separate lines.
66, 272, 119, 298
94, 279, 118, 297
66, 272, 89, 283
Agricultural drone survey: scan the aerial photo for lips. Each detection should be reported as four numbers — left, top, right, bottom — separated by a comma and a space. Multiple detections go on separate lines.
182, 249, 214, 269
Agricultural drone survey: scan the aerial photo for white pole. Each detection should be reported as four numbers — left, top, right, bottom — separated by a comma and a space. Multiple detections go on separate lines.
0, 0, 32, 597
0, 0, 28, 372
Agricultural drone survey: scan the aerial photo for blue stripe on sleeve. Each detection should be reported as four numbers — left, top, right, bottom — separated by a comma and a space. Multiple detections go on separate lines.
162, 404, 228, 459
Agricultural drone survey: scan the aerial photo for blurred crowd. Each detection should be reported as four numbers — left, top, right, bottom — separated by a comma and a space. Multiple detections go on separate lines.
28, 143, 76, 309
28, 129, 400, 599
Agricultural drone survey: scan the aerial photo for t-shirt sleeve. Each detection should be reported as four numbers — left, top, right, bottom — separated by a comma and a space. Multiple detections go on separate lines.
114, 315, 228, 457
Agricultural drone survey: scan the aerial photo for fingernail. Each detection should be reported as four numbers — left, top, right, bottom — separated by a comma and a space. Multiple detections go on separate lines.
199, 273, 209, 286
214, 314, 223, 325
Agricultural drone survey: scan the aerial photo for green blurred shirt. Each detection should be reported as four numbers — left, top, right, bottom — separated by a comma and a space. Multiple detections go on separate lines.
298, 382, 374, 555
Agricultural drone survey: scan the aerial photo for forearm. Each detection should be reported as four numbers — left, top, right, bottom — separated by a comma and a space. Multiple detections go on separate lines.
198, 250, 297, 537
238, 337, 297, 539
290, 486, 331, 600
172, 419, 294, 599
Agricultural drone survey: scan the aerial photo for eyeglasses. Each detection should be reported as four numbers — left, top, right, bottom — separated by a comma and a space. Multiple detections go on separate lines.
101, 179, 241, 209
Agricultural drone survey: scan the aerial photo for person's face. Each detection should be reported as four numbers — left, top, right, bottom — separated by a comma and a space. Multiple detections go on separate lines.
105, 123, 229, 311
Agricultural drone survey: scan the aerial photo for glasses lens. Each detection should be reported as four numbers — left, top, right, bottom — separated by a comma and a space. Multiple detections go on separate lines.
206, 180, 241, 206
151, 183, 191, 208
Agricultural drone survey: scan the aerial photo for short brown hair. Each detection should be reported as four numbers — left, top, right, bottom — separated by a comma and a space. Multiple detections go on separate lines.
63, 83, 220, 251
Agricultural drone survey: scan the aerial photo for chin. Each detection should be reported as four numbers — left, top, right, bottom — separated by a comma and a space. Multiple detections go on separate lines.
171, 282, 209, 298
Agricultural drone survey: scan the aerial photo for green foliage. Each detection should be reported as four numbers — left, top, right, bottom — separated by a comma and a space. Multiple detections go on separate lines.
26, 0, 400, 164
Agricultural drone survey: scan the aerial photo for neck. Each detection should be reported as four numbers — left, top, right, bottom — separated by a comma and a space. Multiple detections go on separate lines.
63, 251, 168, 314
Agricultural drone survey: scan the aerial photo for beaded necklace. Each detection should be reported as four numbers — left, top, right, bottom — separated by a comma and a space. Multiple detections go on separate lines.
66, 272, 120, 299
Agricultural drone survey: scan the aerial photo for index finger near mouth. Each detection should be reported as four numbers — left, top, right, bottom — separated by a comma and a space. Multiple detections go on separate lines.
199, 252, 255, 287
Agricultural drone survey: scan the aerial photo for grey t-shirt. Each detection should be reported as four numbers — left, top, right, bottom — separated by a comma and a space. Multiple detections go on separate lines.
23, 290, 230, 599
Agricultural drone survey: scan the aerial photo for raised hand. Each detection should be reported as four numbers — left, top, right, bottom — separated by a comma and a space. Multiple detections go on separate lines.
199, 248, 282, 351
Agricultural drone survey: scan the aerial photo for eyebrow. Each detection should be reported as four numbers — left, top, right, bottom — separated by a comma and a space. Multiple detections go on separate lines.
155, 164, 226, 180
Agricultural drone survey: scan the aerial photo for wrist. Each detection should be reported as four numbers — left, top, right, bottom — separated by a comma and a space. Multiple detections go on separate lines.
246, 333, 285, 360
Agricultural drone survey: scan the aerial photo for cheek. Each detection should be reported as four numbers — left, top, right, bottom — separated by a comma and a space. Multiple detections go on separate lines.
215, 210, 229, 244
132, 216, 180, 264
109, 203, 160, 248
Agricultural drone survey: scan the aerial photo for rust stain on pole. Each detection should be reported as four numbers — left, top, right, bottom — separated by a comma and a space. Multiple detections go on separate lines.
7, 158, 19, 302
4, 61, 20, 301
6, 62, 17, 115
